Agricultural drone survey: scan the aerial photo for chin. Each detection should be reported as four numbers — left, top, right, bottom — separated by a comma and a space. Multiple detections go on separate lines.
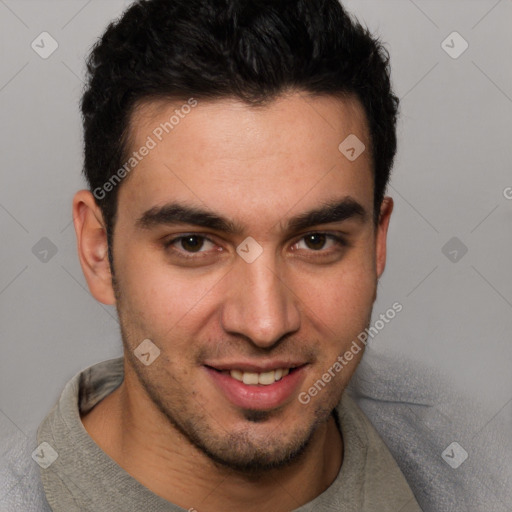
196, 425, 315, 474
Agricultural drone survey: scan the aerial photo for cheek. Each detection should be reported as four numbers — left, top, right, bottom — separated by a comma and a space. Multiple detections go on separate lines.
291, 256, 376, 334
297, 265, 375, 397
117, 250, 223, 336
309, 283, 374, 355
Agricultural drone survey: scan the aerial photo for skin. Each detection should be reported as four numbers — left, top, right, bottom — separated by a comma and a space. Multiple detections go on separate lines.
74, 91, 393, 511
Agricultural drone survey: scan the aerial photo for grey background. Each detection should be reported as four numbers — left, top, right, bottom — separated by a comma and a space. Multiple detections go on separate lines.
0, 0, 511, 447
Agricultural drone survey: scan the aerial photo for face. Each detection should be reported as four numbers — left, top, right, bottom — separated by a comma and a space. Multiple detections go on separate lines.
97, 92, 391, 471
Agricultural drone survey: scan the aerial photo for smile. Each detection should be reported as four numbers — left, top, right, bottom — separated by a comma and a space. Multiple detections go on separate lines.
225, 368, 290, 385
204, 364, 308, 410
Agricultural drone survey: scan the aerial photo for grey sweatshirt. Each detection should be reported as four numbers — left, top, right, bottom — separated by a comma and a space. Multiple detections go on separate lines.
32, 356, 420, 511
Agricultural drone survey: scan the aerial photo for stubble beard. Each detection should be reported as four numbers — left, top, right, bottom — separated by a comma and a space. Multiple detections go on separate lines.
112, 275, 344, 476
125, 341, 339, 475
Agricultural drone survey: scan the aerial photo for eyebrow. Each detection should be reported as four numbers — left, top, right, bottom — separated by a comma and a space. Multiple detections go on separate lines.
135, 197, 368, 234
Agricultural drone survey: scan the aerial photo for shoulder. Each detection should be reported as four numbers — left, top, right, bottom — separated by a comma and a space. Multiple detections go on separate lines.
337, 393, 423, 511
0, 425, 52, 512
348, 348, 512, 512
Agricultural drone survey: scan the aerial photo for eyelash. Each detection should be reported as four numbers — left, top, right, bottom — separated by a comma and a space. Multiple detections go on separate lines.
162, 232, 349, 260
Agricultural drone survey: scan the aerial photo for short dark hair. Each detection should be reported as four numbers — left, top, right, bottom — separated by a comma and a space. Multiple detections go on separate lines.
80, 0, 399, 268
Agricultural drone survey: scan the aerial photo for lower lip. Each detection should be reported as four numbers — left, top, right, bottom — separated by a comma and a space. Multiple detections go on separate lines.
204, 366, 307, 411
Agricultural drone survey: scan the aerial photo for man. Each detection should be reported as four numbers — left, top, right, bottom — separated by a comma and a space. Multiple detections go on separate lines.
35, 0, 423, 510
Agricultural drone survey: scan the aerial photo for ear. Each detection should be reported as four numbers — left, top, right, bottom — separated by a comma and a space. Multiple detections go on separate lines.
72, 190, 116, 305
375, 196, 393, 279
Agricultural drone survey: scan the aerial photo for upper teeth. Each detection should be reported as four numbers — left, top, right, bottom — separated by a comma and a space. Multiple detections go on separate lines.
229, 368, 290, 386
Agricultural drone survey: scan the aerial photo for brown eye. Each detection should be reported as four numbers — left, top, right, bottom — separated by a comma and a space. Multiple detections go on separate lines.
180, 235, 205, 252
291, 233, 347, 254
164, 234, 218, 258
303, 233, 327, 250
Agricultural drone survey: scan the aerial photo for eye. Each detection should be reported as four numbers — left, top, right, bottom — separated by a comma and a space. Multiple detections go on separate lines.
291, 232, 347, 254
164, 234, 217, 255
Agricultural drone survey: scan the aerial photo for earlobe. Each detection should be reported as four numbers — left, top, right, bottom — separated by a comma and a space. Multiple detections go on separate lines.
72, 190, 116, 305
375, 196, 393, 280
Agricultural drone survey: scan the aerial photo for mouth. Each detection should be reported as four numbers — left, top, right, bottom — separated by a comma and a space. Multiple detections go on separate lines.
203, 363, 308, 410
209, 366, 300, 386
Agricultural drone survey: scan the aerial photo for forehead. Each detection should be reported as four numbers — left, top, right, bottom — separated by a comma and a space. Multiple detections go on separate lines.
117, 92, 373, 230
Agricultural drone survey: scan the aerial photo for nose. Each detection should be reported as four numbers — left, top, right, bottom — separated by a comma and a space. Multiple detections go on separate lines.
220, 253, 301, 349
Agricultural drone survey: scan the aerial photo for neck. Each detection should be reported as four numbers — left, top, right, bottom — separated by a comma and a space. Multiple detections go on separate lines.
81, 370, 343, 512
